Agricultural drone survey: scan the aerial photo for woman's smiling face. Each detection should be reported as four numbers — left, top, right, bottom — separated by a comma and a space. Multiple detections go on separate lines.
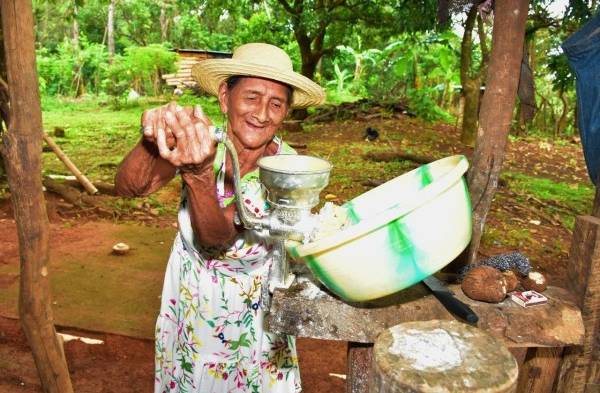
218, 77, 291, 149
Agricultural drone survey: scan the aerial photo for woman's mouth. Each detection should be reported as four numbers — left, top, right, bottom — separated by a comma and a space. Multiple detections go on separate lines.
245, 121, 266, 131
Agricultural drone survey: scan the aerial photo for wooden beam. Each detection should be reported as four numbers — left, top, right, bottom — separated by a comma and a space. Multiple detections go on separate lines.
516, 347, 564, 393
267, 277, 584, 348
347, 342, 373, 393
556, 215, 600, 393
0, 1, 74, 392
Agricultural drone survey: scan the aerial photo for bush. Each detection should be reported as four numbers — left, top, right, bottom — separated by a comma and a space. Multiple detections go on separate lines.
105, 44, 176, 99
406, 88, 454, 123
37, 37, 110, 96
37, 40, 176, 100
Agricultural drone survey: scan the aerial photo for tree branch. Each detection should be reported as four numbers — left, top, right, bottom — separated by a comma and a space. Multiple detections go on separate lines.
277, 0, 296, 14
476, 14, 489, 80
460, 4, 478, 84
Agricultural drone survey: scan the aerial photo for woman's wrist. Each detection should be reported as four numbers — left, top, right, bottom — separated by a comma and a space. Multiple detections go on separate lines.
180, 166, 214, 186
179, 163, 211, 175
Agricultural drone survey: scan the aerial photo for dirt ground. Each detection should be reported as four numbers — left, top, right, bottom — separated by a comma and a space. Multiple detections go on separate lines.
0, 219, 346, 393
0, 316, 347, 393
0, 115, 591, 392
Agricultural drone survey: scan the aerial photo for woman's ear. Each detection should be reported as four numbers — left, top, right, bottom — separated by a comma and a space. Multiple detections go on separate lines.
217, 82, 229, 114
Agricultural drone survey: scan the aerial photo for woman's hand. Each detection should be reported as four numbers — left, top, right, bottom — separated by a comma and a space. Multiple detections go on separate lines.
141, 102, 215, 171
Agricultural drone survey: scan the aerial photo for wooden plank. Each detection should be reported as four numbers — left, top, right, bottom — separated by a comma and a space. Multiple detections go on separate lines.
516, 347, 563, 393
266, 272, 584, 347
556, 216, 600, 393
347, 342, 372, 393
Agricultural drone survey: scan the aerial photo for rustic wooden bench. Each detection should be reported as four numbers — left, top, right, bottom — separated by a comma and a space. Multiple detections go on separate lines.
266, 215, 600, 392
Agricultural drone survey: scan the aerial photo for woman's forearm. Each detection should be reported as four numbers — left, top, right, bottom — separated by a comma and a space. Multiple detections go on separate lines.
182, 170, 240, 248
115, 138, 176, 197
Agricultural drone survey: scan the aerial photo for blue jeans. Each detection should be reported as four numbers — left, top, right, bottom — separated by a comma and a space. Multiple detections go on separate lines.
562, 13, 600, 185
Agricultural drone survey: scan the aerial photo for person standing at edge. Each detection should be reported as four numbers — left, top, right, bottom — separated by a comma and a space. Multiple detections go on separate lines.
115, 43, 325, 392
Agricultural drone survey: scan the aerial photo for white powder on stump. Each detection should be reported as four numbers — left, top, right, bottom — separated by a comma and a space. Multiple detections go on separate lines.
296, 277, 326, 300
388, 327, 468, 371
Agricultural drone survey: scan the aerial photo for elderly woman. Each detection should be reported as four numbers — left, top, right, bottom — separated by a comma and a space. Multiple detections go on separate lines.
115, 43, 324, 393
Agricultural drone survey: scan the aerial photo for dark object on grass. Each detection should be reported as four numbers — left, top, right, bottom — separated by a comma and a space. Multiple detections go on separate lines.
458, 252, 531, 280
364, 127, 379, 141
54, 126, 65, 138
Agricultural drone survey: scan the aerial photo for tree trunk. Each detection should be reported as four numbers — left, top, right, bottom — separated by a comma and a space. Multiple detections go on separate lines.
459, 4, 486, 146
555, 89, 568, 137
159, 2, 169, 42
462, 79, 481, 145
292, 34, 320, 120
465, 0, 529, 265
518, 41, 536, 128
107, 0, 115, 62
72, 1, 79, 48
437, 0, 450, 29
0, 1, 74, 392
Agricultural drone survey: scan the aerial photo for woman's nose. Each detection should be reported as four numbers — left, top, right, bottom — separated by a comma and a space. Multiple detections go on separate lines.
252, 103, 269, 123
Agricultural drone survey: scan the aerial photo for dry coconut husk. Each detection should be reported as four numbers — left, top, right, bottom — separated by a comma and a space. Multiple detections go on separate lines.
502, 270, 520, 292
521, 271, 547, 292
461, 266, 507, 303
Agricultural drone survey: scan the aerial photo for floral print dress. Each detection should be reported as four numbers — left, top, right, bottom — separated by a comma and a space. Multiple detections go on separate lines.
155, 137, 300, 393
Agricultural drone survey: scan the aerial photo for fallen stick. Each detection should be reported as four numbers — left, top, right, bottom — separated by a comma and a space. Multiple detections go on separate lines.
42, 177, 101, 207
364, 151, 436, 165
59, 178, 116, 196
42, 132, 98, 195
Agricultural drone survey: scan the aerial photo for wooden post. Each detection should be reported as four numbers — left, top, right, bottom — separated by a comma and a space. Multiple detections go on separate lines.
556, 215, 600, 393
0, 1, 74, 392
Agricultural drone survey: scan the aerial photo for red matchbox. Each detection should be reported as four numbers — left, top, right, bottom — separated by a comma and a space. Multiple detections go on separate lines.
510, 290, 548, 308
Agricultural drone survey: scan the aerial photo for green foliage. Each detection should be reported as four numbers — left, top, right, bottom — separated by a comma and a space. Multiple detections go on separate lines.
106, 44, 176, 98
406, 88, 454, 123
37, 40, 175, 99
37, 37, 109, 96
323, 31, 459, 120
30, 0, 596, 135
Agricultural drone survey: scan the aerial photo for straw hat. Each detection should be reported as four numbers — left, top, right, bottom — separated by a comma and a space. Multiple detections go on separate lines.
191, 43, 325, 108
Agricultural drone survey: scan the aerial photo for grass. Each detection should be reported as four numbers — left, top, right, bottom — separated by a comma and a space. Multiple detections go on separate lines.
502, 171, 594, 230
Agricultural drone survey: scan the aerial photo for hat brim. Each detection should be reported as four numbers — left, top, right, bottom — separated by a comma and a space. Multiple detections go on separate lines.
191, 59, 325, 108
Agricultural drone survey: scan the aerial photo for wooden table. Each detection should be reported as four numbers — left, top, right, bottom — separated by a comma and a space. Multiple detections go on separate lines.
265, 268, 584, 393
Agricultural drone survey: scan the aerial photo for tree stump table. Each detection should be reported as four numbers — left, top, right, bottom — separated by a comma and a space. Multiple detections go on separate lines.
265, 267, 584, 393
370, 320, 518, 393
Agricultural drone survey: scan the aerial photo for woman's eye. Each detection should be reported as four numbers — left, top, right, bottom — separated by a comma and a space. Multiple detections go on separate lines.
272, 102, 282, 108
